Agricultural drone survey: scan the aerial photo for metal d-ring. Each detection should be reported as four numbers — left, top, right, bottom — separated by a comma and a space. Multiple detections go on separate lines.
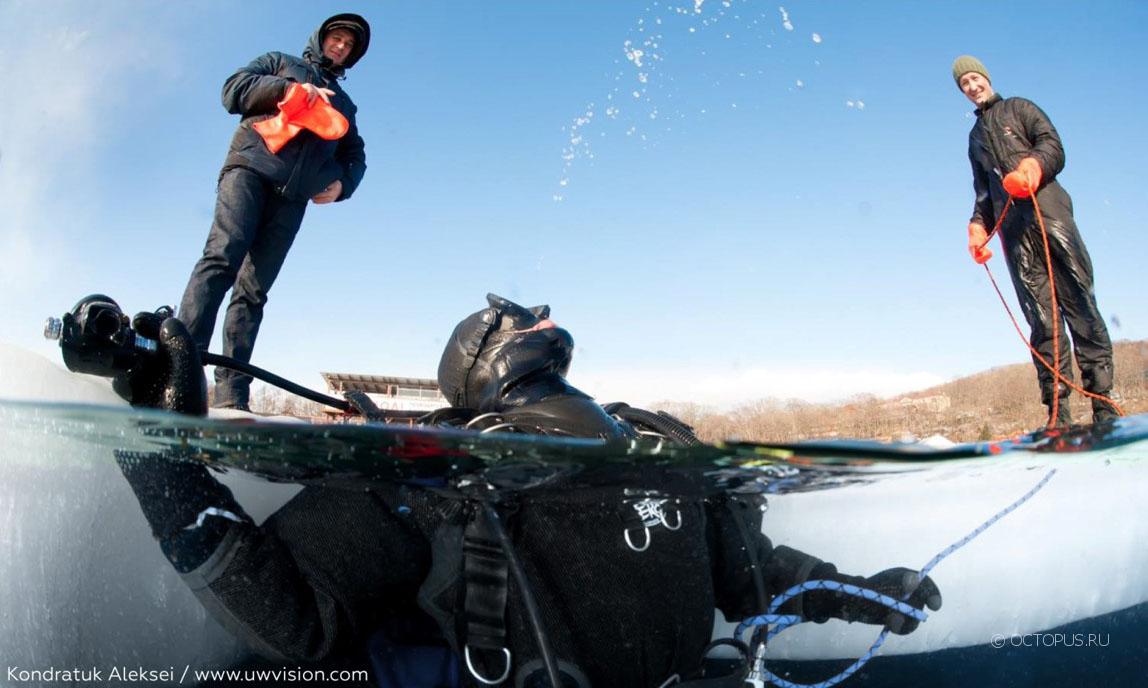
464, 645, 512, 685
661, 507, 682, 531
624, 526, 651, 552
465, 412, 504, 429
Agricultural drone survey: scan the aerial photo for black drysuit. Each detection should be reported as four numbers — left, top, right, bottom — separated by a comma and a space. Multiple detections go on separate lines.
966, 94, 1114, 413
118, 457, 828, 687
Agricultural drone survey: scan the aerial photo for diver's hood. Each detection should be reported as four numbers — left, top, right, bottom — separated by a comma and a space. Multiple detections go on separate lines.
437, 294, 572, 411
304, 13, 370, 74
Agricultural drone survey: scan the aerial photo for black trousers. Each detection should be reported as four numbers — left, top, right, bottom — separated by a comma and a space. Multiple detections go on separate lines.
1000, 184, 1114, 413
178, 167, 307, 407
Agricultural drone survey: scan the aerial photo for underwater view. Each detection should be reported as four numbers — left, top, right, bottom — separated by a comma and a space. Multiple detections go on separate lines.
1, 340, 1146, 686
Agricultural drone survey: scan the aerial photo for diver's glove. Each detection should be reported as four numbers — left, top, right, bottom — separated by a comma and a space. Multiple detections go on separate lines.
112, 311, 207, 415
116, 450, 249, 572
802, 564, 942, 635
111, 312, 246, 572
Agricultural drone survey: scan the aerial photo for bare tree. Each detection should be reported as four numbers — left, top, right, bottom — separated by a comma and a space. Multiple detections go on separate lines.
678, 340, 1146, 444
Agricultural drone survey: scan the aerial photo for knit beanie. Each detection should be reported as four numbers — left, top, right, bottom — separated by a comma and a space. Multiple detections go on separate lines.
952, 55, 990, 87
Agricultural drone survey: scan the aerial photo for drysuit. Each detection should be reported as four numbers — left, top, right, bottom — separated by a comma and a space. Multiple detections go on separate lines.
967, 94, 1115, 421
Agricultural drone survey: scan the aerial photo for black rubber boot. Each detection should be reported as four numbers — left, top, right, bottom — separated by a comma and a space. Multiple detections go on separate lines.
1092, 394, 1120, 425
1045, 402, 1072, 429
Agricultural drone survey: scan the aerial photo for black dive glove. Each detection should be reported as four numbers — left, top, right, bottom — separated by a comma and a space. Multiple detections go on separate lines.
803, 564, 942, 635
112, 311, 207, 415
111, 312, 247, 573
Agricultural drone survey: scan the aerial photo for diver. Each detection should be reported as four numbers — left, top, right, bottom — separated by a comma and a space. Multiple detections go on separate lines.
110, 294, 941, 687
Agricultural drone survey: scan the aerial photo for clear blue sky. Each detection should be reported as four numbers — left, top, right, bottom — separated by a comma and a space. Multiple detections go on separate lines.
3, 1, 1146, 408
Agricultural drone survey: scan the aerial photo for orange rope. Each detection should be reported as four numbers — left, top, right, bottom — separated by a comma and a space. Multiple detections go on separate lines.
1034, 192, 1063, 426
980, 193, 1125, 425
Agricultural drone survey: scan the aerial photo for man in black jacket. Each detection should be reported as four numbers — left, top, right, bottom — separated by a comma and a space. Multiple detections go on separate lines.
176, 14, 369, 411
953, 55, 1118, 427
113, 296, 941, 687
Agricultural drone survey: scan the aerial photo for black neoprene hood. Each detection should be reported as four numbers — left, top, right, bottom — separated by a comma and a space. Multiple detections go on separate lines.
437, 294, 555, 408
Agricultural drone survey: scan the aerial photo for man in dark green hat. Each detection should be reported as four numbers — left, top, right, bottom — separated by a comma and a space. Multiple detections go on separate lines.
952, 55, 1119, 428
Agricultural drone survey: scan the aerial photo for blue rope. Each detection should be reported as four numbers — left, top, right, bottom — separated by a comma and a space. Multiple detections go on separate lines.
735, 468, 1056, 688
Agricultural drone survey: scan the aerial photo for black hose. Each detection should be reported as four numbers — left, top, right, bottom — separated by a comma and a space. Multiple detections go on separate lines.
725, 498, 769, 646
200, 352, 351, 412
655, 409, 704, 441
726, 500, 768, 615
480, 502, 563, 688
611, 404, 703, 446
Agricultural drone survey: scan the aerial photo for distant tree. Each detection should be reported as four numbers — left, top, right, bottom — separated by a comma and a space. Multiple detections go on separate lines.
681, 339, 1147, 444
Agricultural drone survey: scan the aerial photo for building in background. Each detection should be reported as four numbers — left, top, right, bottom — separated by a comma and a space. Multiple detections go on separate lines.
321, 372, 446, 419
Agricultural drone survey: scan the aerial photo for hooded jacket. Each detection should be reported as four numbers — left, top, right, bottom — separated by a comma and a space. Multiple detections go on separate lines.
220, 19, 367, 202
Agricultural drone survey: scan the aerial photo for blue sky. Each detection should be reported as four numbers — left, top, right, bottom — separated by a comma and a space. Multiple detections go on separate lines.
2, 1, 1146, 408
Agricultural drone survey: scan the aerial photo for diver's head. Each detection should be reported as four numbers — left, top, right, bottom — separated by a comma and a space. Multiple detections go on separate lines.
437, 293, 573, 410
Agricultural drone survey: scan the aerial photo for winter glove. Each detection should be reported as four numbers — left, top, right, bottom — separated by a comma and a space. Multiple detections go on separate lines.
112, 312, 207, 415
253, 83, 349, 154
1002, 157, 1042, 198
803, 564, 942, 635
967, 222, 993, 264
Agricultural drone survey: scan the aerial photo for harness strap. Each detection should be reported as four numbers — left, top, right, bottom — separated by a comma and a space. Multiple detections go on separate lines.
463, 504, 512, 683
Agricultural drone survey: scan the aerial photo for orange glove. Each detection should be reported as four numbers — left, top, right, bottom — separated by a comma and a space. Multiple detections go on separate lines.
254, 84, 349, 154
967, 222, 992, 264
1002, 157, 1042, 198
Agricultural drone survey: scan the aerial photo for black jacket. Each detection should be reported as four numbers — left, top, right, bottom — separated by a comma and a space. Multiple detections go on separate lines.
220, 25, 367, 202
967, 94, 1068, 230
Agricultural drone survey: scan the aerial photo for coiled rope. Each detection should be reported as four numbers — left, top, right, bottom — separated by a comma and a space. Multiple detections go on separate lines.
733, 468, 1057, 688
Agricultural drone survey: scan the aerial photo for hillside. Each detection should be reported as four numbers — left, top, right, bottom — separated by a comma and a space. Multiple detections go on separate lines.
660, 340, 1148, 444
